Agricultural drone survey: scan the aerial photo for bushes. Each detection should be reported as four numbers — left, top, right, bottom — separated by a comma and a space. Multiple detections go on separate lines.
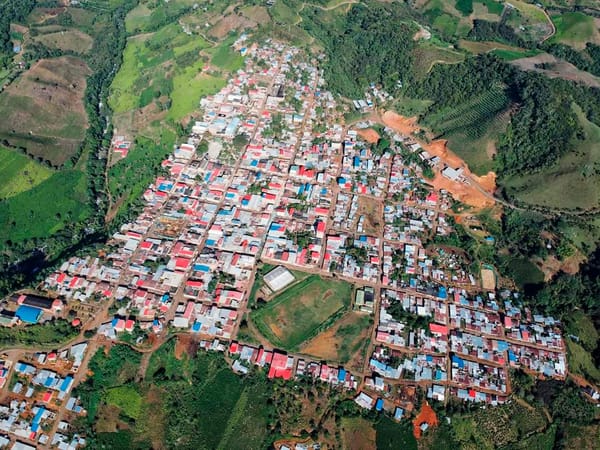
0, 319, 78, 348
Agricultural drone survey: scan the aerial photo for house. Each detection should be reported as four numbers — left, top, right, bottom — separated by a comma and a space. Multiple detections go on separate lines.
268, 351, 294, 380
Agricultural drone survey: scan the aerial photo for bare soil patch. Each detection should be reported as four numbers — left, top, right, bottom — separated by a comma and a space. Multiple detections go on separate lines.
356, 196, 383, 235
209, 14, 257, 39
382, 110, 497, 208
413, 402, 439, 439
511, 53, 600, 88
34, 29, 93, 54
300, 312, 371, 364
341, 417, 376, 450
357, 127, 380, 143
381, 110, 419, 135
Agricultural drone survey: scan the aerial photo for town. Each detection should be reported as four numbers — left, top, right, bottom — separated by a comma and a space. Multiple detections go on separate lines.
0, 39, 571, 449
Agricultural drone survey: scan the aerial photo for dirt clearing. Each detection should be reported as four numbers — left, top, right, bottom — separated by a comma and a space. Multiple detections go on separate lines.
357, 127, 380, 143
413, 402, 439, 439
341, 417, 376, 450
381, 110, 419, 135
299, 312, 371, 365
511, 53, 600, 88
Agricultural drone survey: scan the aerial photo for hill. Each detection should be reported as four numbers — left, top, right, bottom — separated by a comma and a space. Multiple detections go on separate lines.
0, 0, 138, 294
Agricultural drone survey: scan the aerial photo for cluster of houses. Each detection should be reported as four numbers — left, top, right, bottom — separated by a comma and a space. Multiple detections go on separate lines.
228, 341, 358, 389
0, 343, 88, 448
0, 39, 572, 441
360, 287, 566, 410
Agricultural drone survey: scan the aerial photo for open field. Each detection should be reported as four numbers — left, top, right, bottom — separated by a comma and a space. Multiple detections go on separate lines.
123, 0, 198, 33
0, 169, 90, 246
511, 53, 600, 87
299, 312, 372, 364
550, 12, 599, 49
0, 146, 53, 200
341, 417, 376, 450
251, 275, 353, 350
502, 104, 600, 210
210, 41, 245, 72
33, 29, 94, 54
459, 39, 542, 60
168, 72, 225, 121
0, 56, 90, 166
356, 196, 383, 235
411, 42, 464, 79
109, 20, 230, 130
504, 0, 554, 42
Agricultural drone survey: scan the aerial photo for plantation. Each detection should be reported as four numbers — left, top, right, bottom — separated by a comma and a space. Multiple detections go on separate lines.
445, 107, 510, 175
423, 85, 509, 138
0, 146, 53, 200
251, 275, 352, 350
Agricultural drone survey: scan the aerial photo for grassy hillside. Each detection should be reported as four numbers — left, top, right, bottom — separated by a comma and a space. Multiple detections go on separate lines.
0, 169, 90, 245
0, 146, 53, 199
550, 12, 599, 49
502, 103, 600, 210
0, 56, 91, 166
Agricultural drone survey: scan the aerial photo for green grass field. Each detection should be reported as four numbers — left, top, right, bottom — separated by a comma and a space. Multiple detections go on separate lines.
0, 147, 53, 200
0, 170, 90, 247
168, 72, 225, 120
505, 0, 553, 42
550, 12, 598, 49
251, 275, 352, 350
474, 0, 504, 15
110, 20, 227, 124
105, 386, 142, 420
502, 104, 600, 210
433, 14, 459, 38
491, 48, 541, 61
211, 42, 244, 72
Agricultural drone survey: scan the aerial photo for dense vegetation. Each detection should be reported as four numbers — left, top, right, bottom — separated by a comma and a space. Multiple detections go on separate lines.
301, 2, 417, 98
0, 318, 78, 348
0, 0, 36, 67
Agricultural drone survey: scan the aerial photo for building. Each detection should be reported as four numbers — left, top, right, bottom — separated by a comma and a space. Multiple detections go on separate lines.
263, 266, 295, 292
